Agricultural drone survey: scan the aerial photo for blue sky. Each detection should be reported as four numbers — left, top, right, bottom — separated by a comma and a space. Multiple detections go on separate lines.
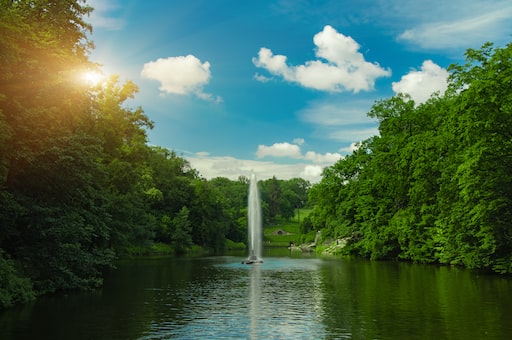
86, 0, 512, 182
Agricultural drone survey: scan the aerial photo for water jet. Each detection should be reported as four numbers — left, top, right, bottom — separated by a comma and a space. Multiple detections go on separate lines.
242, 173, 263, 264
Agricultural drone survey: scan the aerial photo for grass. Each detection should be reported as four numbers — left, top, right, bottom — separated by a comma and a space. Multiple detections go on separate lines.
264, 208, 312, 247
226, 239, 246, 250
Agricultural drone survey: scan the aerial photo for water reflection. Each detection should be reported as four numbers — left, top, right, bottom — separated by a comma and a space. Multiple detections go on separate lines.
2, 254, 512, 339
141, 257, 329, 339
249, 264, 261, 340
318, 258, 512, 339
243, 258, 327, 339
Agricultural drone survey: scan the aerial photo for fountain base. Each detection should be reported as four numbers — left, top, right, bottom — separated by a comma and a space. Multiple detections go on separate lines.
242, 258, 264, 264
242, 253, 263, 264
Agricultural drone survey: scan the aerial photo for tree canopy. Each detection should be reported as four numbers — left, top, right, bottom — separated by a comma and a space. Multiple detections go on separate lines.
308, 42, 512, 274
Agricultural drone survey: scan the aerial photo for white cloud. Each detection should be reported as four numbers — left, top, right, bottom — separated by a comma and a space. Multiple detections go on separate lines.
392, 60, 449, 105
302, 165, 324, 180
253, 25, 391, 92
256, 141, 341, 165
256, 142, 302, 159
253, 72, 272, 83
395, 1, 512, 50
141, 55, 221, 102
238, 141, 342, 182
186, 153, 326, 183
339, 142, 360, 154
304, 151, 341, 164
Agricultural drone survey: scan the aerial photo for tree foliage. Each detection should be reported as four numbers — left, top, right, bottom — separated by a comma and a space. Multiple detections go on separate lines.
259, 176, 310, 224
308, 42, 512, 273
0, 0, 312, 307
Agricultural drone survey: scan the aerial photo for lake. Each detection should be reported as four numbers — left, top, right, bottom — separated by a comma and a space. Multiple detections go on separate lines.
1, 248, 511, 339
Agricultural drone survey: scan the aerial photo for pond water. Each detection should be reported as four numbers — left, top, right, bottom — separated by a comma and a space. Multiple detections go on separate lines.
1, 248, 511, 339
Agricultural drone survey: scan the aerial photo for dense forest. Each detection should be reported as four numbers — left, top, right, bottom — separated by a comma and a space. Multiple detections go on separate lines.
306, 42, 512, 275
0, 0, 311, 308
1, 0, 511, 310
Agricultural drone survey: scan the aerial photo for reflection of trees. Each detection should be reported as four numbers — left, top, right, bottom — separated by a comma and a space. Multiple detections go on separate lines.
319, 259, 512, 338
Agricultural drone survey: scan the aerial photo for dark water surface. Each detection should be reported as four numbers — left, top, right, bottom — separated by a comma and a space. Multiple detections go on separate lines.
2, 249, 511, 339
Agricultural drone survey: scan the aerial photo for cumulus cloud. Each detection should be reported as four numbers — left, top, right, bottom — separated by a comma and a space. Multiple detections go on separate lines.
186, 153, 326, 183
304, 151, 341, 164
302, 165, 324, 179
184, 139, 342, 183
392, 60, 449, 105
253, 25, 391, 92
339, 142, 360, 154
141, 55, 221, 102
256, 142, 302, 159
256, 141, 342, 165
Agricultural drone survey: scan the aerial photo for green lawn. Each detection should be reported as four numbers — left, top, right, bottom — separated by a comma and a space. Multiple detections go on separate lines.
264, 208, 311, 247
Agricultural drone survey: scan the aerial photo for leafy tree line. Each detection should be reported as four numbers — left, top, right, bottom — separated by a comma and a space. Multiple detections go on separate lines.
0, 0, 311, 309
259, 176, 310, 225
307, 42, 512, 274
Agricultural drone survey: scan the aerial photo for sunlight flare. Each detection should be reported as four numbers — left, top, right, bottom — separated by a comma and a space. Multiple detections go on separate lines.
81, 70, 105, 86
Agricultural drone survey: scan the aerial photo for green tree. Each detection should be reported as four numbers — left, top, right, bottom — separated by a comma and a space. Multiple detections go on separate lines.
171, 206, 193, 255
260, 176, 282, 224
0, 249, 35, 309
0, 0, 94, 190
209, 177, 248, 243
0, 0, 121, 295
189, 179, 228, 253
435, 42, 512, 271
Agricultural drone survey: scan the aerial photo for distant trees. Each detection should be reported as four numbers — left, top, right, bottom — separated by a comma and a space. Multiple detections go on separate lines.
308, 42, 512, 274
259, 176, 310, 224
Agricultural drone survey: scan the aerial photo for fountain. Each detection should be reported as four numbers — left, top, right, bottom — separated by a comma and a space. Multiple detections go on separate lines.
242, 173, 263, 264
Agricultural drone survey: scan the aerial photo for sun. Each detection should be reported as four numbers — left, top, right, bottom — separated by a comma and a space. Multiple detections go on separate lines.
81, 70, 104, 86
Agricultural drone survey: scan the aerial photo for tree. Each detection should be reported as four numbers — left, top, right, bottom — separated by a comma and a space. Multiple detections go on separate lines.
0, 249, 35, 309
0, 0, 94, 190
171, 207, 193, 255
0, 0, 121, 295
208, 177, 248, 243
260, 176, 282, 224
435, 42, 512, 271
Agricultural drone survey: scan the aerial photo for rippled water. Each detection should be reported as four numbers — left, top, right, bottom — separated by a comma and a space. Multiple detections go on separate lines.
2, 251, 512, 339
139, 257, 330, 339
